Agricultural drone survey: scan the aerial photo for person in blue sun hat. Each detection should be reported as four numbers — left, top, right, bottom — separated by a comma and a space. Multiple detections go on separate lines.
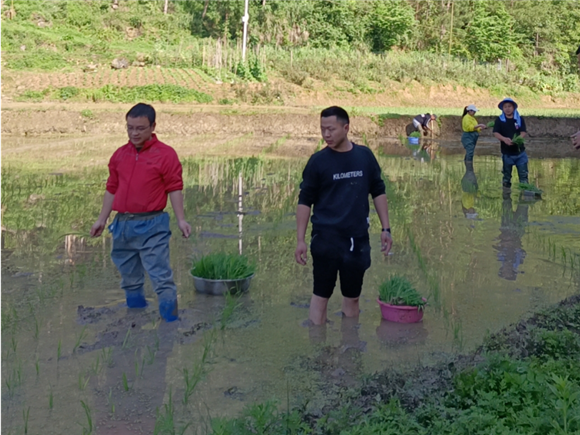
491, 98, 528, 189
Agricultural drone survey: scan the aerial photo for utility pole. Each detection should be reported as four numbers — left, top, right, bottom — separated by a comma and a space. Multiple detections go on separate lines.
241, 0, 249, 61
448, 1, 454, 56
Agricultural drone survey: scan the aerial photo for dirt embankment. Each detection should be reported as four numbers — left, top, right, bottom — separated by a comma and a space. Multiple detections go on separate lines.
2, 106, 578, 140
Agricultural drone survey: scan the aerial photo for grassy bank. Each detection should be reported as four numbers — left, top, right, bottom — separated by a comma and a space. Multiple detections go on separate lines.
3, 1, 580, 108
210, 295, 580, 434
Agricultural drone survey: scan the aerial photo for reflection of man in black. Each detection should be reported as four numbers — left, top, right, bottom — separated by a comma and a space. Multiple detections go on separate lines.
493, 193, 529, 281
461, 162, 478, 219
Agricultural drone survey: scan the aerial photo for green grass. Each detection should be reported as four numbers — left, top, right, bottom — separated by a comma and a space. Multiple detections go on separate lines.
191, 253, 255, 280
409, 131, 421, 138
519, 182, 543, 194
378, 275, 426, 308
17, 84, 213, 104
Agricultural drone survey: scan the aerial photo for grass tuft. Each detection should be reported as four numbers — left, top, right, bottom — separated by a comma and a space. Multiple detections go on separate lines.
191, 253, 255, 280
378, 275, 426, 308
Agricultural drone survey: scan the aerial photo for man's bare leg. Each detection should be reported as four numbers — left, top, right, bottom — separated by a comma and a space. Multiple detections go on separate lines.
309, 294, 329, 325
342, 296, 360, 317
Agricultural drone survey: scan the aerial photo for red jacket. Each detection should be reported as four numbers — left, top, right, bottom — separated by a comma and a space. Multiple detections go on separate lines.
106, 134, 183, 213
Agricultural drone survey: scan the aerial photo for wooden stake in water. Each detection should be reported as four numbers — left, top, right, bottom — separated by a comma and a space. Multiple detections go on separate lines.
238, 173, 243, 255
242, 0, 250, 61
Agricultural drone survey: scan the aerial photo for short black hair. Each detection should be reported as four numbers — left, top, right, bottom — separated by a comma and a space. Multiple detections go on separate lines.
321, 106, 349, 125
126, 103, 156, 125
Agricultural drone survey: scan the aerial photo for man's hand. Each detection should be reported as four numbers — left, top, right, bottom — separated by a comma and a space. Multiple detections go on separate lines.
476, 124, 487, 130
177, 219, 191, 239
380, 232, 392, 256
90, 219, 107, 237
295, 241, 308, 265
503, 137, 513, 146
572, 130, 580, 150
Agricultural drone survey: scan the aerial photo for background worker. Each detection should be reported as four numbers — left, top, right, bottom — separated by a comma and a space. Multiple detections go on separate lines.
413, 113, 437, 136
461, 104, 487, 163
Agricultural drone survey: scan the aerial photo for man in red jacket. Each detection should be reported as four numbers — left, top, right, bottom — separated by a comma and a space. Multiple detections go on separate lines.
90, 103, 191, 322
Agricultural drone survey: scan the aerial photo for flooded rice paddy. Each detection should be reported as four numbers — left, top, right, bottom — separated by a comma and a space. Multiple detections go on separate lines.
2, 136, 580, 434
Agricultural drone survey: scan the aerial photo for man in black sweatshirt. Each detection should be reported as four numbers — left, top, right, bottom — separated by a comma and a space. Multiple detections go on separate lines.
295, 106, 392, 325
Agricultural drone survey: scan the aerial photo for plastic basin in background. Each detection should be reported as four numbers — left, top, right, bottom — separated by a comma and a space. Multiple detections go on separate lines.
190, 272, 254, 295
377, 298, 424, 323
408, 137, 420, 145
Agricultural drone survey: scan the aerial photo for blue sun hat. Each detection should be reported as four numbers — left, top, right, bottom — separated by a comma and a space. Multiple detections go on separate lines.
498, 97, 521, 129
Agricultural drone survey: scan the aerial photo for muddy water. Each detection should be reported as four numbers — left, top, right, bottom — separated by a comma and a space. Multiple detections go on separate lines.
2, 138, 580, 434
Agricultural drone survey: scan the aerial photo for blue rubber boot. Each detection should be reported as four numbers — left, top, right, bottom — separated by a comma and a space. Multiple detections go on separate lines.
159, 299, 178, 322
125, 290, 147, 308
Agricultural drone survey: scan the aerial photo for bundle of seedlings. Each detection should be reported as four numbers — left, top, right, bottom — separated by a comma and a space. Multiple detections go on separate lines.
191, 253, 255, 280
378, 275, 426, 309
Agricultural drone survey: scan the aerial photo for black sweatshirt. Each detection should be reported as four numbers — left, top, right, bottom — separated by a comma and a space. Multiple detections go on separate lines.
492, 116, 527, 156
298, 144, 386, 237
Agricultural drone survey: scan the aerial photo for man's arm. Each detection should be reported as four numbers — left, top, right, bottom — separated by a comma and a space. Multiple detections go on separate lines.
572, 130, 580, 150
373, 194, 392, 255
169, 190, 191, 238
295, 204, 311, 265
91, 191, 115, 237
493, 132, 512, 146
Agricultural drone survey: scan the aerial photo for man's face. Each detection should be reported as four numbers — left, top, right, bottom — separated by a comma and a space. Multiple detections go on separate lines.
320, 116, 348, 149
127, 116, 155, 147
502, 103, 515, 117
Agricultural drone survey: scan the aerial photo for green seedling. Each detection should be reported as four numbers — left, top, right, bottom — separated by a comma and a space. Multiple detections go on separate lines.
122, 372, 130, 391
378, 275, 426, 309
35, 356, 40, 377
101, 347, 113, 368
512, 134, 525, 152
23, 406, 30, 434
80, 400, 93, 435
49, 389, 54, 410
409, 131, 422, 138
57, 340, 61, 361
73, 326, 87, 353
486, 120, 495, 128
107, 388, 115, 415
78, 372, 90, 391
518, 182, 542, 194
122, 327, 132, 349
220, 292, 243, 330
191, 252, 255, 280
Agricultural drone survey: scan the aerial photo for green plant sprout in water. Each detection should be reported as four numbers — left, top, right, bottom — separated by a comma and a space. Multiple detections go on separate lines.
191, 253, 255, 280
519, 182, 543, 194
409, 131, 422, 138
378, 275, 426, 309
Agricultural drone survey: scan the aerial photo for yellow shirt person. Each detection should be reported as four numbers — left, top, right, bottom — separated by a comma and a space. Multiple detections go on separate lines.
461, 104, 487, 162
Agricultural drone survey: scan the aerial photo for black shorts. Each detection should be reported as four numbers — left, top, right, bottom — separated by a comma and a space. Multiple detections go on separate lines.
310, 231, 371, 299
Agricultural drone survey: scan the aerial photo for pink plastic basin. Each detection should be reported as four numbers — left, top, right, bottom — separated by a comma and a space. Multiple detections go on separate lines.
377, 298, 424, 323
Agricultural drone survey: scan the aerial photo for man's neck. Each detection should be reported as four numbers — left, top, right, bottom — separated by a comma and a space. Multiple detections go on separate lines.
505, 113, 514, 119
333, 139, 353, 153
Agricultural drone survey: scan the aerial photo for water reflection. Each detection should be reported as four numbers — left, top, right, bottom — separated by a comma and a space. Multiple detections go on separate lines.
461, 162, 479, 219
493, 192, 530, 281
2, 153, 580, 433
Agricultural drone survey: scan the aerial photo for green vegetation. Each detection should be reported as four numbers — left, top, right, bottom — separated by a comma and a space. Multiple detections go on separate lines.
378, 275, 426, 308
208, 297, 580, 434
487, 120, 496, 128
409, 131, 422, 138
2, 0, 580, 95
513, 134, 526, 152
17, 84, 213, 104
191, 253, 256, 280
519, 182, 543, 194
